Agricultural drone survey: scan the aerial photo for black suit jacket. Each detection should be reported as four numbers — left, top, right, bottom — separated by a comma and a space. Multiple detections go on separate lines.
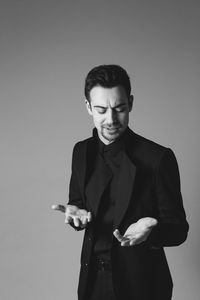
68, 128, 189, 300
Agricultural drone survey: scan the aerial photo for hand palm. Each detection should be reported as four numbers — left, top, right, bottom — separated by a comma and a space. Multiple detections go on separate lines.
125, 217, 157, 237
67, 206, 88, 218
114, 217, 158, 246
51, 204, 92, 228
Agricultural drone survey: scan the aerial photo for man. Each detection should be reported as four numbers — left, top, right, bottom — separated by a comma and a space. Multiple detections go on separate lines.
52, 65, 189, 300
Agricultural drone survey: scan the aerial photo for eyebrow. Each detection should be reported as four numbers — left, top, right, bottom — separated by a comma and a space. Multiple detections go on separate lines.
94, 103, 126, 109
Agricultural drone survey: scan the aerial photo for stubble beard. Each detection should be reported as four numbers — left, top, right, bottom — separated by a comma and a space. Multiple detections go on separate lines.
101, 125, 123, 142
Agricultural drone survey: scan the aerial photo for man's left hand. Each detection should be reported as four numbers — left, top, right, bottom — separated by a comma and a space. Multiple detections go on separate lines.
113, 217, 158, 246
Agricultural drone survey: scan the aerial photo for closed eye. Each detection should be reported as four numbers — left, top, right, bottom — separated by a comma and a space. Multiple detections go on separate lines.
115, 107, 126, 113
96, 107, 106, 114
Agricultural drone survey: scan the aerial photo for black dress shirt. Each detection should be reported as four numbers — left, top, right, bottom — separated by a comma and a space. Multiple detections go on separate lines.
85, 133, 125, 260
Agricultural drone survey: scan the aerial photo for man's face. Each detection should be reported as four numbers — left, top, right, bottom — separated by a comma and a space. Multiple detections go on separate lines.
85, 85, 133, 144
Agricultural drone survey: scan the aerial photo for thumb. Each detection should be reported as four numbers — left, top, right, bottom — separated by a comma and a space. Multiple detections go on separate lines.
113, 229, 124, 242
51, 204, 66, 213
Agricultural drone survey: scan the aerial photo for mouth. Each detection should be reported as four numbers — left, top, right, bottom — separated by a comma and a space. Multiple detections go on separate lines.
103, 126, 121, 132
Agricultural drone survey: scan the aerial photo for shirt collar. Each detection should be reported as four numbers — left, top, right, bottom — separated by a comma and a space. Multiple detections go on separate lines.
93, 128, 128, 156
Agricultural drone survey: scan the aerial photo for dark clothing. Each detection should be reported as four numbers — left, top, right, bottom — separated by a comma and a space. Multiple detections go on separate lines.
88, 270, 116, 300
88, 268, 116, 300
68, 127, 189, 300
86, 133, 124, 261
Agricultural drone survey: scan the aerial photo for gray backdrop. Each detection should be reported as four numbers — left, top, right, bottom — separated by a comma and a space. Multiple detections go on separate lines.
1, 0, 199, 299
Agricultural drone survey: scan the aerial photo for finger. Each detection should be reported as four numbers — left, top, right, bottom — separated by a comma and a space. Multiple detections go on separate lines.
87, 212, 92, 222
79, 213, 92, 228
124, 232, 141, 240
51, 204, 66, 213
73, 217, 80, 227
80, 222, 87, 229
130, 239, 138, 246
130, 235, 147, 246
65, 215, 72, 224
121, 240, 132, 247
130, 239, 143, 246
80, 216, 87, 226
113, 229, 125, 242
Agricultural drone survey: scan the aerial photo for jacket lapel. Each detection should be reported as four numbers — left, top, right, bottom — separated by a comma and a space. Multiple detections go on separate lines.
113, 151, 137, 230
86, 155, 112, 217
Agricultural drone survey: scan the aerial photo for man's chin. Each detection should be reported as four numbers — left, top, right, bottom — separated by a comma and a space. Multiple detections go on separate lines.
102, 129, 121, 142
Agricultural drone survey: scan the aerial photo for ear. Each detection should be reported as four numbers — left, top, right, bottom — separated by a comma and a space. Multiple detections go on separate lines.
85, 99, 93, 116
128, 95, 134, 112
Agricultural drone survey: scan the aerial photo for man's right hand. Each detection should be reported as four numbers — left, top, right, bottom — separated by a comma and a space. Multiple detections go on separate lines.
51, 204, 92, 229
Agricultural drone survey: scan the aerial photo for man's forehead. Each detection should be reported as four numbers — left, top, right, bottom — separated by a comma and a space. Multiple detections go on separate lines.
89, 86, 128, 106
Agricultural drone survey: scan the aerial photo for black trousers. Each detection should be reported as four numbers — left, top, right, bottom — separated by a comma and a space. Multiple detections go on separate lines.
88, 269, 116, 300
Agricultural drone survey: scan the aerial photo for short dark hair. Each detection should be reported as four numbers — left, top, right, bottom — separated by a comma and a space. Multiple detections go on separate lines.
84, 64, 131, 102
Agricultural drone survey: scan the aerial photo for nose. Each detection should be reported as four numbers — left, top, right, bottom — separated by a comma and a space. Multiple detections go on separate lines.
106, 109, 116, 125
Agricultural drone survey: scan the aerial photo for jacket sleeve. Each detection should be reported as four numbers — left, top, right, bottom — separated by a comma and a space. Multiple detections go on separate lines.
67, 143, 85, 231
148, 148, 189, 247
